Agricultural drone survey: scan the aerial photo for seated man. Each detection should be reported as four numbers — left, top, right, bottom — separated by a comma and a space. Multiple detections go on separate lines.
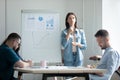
89, 29, 120, 80
0, 33, 32, 80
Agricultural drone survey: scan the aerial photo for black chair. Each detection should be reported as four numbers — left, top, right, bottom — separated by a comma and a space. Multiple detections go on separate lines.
115, 67, 120, 77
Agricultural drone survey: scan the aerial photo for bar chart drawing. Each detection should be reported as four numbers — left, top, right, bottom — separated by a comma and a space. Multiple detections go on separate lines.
21, 10, 61, 62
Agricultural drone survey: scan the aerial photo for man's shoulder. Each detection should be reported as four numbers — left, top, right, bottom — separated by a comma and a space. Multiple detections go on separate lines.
107, 48, 120, 57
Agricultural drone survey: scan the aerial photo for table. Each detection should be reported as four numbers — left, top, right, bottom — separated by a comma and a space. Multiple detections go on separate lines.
14, 66, 106, 80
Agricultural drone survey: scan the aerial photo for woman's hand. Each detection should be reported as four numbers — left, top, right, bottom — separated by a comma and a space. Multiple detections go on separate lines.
72, 42, 82, 48
68, 27, 74, 34
72, 42, 76, 46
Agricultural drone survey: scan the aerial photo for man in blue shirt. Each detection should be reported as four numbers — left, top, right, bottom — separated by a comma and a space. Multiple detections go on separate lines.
89, 29, 120, 80
0, 33, 32, 80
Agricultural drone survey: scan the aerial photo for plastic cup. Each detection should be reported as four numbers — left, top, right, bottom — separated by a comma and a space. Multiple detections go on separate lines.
40, 60, 47, 67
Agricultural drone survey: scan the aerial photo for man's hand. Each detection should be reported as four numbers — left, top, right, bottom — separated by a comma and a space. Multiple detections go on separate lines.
89, 55, 102, 60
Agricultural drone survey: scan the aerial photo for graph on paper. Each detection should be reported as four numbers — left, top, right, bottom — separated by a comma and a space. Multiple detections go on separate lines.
21, 11, 61, 62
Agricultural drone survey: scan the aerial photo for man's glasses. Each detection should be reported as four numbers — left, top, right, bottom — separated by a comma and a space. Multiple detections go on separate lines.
16, 40, 21, 46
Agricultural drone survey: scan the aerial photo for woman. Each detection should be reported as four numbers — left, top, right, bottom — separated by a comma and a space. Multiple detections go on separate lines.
61, 12, 87, 66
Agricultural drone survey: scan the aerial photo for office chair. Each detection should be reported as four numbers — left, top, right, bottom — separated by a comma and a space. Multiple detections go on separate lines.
115, 67, 120, 77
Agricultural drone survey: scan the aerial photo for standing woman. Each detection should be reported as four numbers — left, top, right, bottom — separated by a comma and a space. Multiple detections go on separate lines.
61, 12, 87, 66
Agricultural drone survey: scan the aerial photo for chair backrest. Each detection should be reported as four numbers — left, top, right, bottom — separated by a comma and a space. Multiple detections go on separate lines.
116, 66, 120, 76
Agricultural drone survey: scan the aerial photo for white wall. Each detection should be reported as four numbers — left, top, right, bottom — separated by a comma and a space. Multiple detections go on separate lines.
83, 0, 102, 66
0, 0, 5, 44
6, 0, 66, 35
102, 0, 120, 53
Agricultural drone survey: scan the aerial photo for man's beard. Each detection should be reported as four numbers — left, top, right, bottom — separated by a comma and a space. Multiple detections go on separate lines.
101, 46, 106, 49
101, 47, 105, 49
13, 47, 16, 51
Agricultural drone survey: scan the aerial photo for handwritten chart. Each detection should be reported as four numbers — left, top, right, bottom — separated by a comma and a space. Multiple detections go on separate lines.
21, 10, 61, 62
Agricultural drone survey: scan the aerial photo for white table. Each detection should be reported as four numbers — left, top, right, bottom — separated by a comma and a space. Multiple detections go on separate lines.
14, 66, 106, 80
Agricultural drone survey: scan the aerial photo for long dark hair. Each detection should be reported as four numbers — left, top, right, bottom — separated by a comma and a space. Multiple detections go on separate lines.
65, 12, 77, 29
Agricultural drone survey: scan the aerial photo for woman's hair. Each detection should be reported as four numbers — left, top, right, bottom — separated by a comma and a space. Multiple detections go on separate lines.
65, 12, 77, 29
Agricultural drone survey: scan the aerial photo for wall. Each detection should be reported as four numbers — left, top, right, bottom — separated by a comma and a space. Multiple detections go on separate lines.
2, 0, 102, 79
102, 0, 120, 53
6, 0, 66, 34
83, 0, 102, 66
0, 0, 5, 44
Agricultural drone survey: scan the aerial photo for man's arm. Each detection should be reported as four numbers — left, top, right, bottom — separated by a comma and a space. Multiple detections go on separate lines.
14, 60, 32, 68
